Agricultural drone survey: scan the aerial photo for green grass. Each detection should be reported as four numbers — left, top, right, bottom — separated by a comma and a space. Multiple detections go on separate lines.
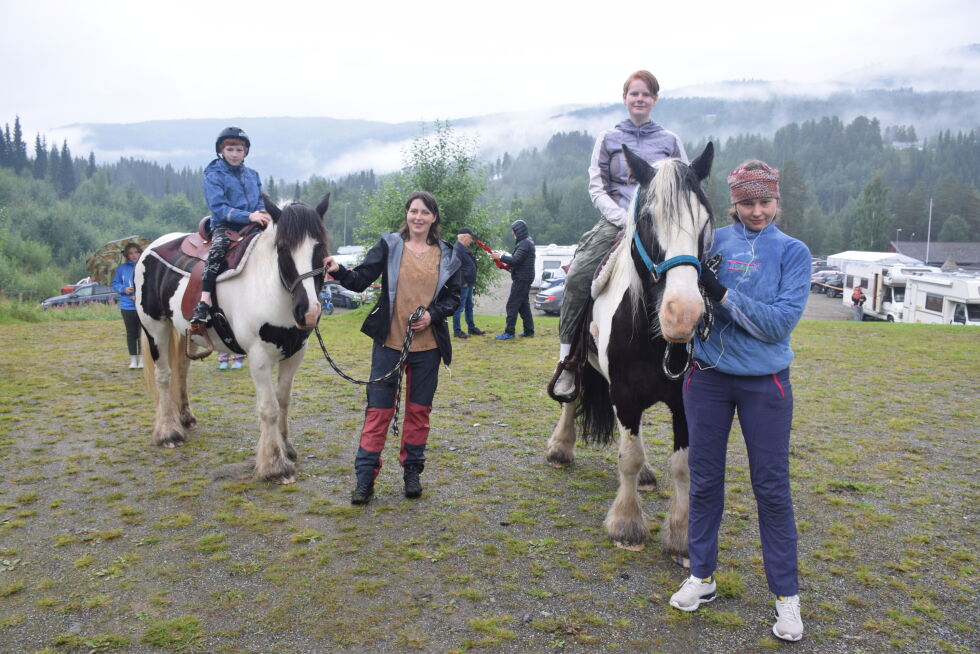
0, 316, 976, 652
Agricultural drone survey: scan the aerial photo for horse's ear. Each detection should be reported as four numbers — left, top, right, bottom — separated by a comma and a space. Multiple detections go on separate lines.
263, 194, 282, 223
690, 142, 714, 182
315, 193, 330, 219
623, 144, 655, 187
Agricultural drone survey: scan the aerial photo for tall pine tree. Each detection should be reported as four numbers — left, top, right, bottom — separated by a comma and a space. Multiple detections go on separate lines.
33, 135, 47, 179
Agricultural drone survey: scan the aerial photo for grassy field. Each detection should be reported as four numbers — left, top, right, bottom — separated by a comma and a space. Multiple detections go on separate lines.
0, 308, 977, 653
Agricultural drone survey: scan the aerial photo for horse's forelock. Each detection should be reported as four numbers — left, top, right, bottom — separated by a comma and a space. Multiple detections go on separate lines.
274, 202, 328, 252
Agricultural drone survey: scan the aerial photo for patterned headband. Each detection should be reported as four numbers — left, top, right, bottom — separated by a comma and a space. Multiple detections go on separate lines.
727, 164, 780, 203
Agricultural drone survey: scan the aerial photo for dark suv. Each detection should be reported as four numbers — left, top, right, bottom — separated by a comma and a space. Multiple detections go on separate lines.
41, 282, 117, 309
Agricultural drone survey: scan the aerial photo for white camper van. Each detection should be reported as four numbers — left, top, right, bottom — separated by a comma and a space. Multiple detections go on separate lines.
902, 273, 980, 325
827, 252, 940, 322
532, 244, 576, 289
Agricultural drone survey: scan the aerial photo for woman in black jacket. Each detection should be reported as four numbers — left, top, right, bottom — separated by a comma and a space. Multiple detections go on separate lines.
324, 191, 461, 504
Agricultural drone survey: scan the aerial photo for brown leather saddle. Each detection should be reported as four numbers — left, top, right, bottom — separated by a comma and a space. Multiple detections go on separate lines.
149, 217, 262, 320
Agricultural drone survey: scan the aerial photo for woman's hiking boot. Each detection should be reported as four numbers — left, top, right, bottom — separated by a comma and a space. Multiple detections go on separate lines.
350, 479, 374, 505
403, 464, 423, 499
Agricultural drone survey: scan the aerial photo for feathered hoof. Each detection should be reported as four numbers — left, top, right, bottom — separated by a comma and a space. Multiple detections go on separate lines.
614, 541, 646, 552
180, 414, 197, 429
284, 441, 298, 462
154, 430, 186, 448
545, 450, 574, 468
637, 465, 658, 492
255, 458, 296, 485
671, 554, 691, 568
606, 519, 649, 551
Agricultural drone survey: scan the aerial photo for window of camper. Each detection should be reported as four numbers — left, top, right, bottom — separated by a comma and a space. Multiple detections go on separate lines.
924, 294, 943, 312
892, 287, 905, 303
542, 261, 561, 270
968, 305, 980, 321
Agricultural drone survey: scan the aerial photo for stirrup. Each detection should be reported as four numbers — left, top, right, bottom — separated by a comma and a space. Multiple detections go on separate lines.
185, 325, 214, 360
547, 357, 580, 403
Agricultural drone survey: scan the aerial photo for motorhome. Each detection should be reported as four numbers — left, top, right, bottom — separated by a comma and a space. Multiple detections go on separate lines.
827, 251, 939, 321
902, 272, 980, 325
532, 244, 576, 289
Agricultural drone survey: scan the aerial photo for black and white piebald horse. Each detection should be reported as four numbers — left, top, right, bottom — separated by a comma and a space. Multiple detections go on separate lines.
546, 144, 714, 558
136, 195, 329, 484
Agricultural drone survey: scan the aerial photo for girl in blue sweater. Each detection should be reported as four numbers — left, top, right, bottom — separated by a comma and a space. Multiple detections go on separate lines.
668, 161, 811, 643
112, 242, 144, 368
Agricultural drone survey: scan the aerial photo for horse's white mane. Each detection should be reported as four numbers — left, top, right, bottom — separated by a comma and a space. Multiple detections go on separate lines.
612, 158, 712, 332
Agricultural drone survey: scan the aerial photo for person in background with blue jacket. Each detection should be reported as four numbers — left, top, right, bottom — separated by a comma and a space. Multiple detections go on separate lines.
191, 127, 270, 324
551, 70, 687, 398
112, 242, 144, 369
668, 161, 810, 643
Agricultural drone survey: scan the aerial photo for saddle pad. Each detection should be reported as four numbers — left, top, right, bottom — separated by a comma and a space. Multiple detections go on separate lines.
591, 228, 628, 299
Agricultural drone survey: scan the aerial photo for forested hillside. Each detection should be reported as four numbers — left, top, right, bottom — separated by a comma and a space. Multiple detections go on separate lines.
1, 111, 978, 302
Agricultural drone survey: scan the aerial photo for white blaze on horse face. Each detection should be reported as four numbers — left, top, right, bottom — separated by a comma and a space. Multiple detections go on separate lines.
658, 191, 707, 342
295, 240, 322, 330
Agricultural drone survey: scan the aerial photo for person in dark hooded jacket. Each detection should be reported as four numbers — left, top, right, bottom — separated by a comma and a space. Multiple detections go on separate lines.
491, 219, 535, 340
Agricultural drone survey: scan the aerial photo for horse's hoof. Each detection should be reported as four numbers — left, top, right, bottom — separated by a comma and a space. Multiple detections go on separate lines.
285, 444, 298, 462
614, 541, 645, 552
637, 482, 657, 492
276, 475, 296, 485
163, 442, 177, 449
545, 451, 574, 468
671, 554, 691, 568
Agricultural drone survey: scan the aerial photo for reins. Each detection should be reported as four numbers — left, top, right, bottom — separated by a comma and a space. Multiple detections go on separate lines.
312, 305, 427, 438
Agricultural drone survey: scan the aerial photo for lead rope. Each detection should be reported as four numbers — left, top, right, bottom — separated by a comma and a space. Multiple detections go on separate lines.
313, 305, 427, 438
661, 254, 721, 380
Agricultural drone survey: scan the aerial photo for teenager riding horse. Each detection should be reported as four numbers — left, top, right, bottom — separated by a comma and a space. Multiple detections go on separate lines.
546, 143, 714, 559
136, 194, 329, 484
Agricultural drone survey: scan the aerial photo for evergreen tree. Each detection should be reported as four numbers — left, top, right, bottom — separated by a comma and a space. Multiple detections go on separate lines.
778, 160, 806, 237
0, 124, 8, 168
58, 140, 77, 197
12, 117, 28, 174
852, 174, 892, 250
33, 135, 47, 179
86, 152, 96, 178
46, 144, 60, 184
937, 214, 969, 241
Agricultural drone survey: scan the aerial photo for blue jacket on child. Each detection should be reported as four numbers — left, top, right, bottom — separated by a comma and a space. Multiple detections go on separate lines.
111, 260, 138, 311
203, 158, 264, 229
694, 221, 811, 376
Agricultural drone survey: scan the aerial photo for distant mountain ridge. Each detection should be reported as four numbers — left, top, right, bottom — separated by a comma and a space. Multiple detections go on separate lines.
54, 47, 980, 183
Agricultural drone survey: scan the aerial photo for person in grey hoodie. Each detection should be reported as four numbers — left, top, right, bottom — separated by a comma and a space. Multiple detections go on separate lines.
551, 70, 687, 399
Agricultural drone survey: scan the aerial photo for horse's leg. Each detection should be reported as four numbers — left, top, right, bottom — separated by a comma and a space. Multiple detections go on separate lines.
173, 331, 196, 429
637, 439, 658, 491
275, 348, 305, 463
661, 389, 691, 566
604, 420, 648, 550
249, 350, 296, 484
545, 398, 578, 467
147, 325, 187, 448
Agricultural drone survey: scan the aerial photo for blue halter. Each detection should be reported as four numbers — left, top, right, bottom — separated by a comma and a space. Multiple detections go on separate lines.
631, 198, 702, 282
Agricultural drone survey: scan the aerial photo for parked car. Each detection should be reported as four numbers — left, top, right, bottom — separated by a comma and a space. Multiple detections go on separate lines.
321, 282, 363, 309
41, 282, 116, 309
534, 283, 564, 315
821, 273, 846, 298
810, 269, 840, 292
60, 276, 92, 294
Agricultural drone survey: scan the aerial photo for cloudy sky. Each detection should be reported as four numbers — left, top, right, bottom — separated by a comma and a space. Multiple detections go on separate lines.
2, 0, 978, 139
